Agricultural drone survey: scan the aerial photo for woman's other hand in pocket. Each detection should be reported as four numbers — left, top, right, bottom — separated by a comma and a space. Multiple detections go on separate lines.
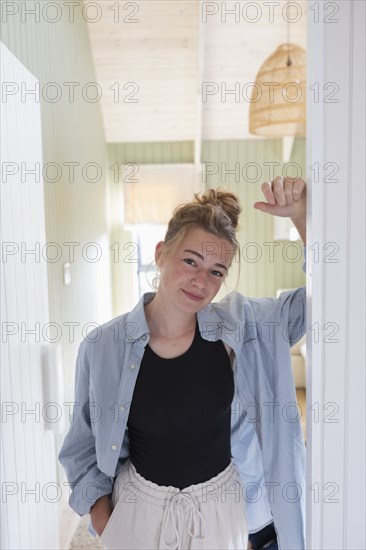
90, 495, 113, 537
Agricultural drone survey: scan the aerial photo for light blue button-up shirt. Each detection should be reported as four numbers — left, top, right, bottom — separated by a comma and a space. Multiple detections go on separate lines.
59, 247, 307, 549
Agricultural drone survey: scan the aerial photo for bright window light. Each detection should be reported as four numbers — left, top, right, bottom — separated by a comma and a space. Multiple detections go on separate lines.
129, 223, 167, 297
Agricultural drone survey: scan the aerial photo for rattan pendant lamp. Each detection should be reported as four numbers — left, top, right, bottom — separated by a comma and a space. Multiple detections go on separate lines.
249, 21, 306, 160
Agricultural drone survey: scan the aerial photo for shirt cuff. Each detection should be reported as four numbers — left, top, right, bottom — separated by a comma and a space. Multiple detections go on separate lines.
68, 469, 114, 517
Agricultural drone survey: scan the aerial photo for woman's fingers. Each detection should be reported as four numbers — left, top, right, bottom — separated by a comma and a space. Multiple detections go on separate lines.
272, 176, 288, 206
261, 181, 276, 205
263, 176, 305, 207
255, 177, 306, 218
292, 177, 306, 201
283, 177, 295, 205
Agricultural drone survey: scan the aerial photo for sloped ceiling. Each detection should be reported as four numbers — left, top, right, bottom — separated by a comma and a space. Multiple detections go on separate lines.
86, 0, 307, 144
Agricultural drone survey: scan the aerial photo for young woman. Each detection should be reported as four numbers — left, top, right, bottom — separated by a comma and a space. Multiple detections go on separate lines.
59, 176, 307, 550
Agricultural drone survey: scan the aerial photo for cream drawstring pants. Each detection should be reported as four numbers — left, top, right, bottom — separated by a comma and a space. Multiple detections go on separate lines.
99, 458, 248, 550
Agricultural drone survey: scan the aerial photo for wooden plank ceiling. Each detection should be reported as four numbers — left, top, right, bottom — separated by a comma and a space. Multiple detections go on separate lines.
86, 1, 307, 143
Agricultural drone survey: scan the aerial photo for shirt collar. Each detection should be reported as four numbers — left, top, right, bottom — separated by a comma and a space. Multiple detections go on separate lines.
124, 292, 241, 352
197, 300, 244, 355
123, 292, 155, 342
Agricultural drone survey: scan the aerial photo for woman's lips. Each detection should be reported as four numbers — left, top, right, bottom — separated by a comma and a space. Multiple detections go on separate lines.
182, 289, 204, 301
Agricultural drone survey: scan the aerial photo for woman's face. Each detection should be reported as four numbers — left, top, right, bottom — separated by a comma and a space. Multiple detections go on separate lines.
155, 227, 235, 314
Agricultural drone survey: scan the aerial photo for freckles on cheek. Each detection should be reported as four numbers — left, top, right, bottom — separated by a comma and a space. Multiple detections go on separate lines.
176, 265, 190, 277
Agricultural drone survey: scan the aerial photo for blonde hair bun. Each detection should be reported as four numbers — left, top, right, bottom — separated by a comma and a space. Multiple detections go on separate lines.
194, 188, 241, 230
159, 187, 242, 269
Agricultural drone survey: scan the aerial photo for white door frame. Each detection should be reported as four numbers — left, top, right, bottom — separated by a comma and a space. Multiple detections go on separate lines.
306, 1, 365, 548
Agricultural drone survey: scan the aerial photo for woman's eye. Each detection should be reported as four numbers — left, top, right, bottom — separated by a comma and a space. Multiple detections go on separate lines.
184, 258, 196, 266
211, 270, 224, 278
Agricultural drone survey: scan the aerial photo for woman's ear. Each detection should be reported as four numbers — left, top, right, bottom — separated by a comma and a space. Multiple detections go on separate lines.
155, 241, 165, 267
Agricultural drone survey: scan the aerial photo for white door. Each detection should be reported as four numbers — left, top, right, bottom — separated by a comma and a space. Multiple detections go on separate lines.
1, 42, 59, 549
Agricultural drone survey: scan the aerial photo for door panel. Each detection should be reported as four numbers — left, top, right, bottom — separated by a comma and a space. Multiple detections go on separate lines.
1, 41, 59, 550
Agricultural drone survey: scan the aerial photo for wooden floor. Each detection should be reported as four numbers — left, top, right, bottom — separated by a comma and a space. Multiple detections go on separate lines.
296, 388, 307, 441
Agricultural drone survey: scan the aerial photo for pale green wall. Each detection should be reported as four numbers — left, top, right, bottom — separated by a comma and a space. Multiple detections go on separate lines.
109, 141, 194, 164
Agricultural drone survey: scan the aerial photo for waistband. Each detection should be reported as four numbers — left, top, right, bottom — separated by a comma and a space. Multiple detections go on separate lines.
114, 457, 241, 508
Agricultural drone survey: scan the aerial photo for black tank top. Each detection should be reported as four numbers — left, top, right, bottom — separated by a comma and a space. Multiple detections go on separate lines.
127, 319, 234, 489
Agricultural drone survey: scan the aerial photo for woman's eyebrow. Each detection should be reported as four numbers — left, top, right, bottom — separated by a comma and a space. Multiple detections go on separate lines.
183, 249, 228, 272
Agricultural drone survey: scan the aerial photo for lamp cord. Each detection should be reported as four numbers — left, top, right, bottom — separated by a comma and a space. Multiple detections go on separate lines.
286, 10, 292, 67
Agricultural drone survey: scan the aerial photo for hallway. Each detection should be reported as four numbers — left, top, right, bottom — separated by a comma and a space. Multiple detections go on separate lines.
1, 1, 365, 549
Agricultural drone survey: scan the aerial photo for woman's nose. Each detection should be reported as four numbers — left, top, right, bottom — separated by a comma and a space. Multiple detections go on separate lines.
191, 269, 208, 288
